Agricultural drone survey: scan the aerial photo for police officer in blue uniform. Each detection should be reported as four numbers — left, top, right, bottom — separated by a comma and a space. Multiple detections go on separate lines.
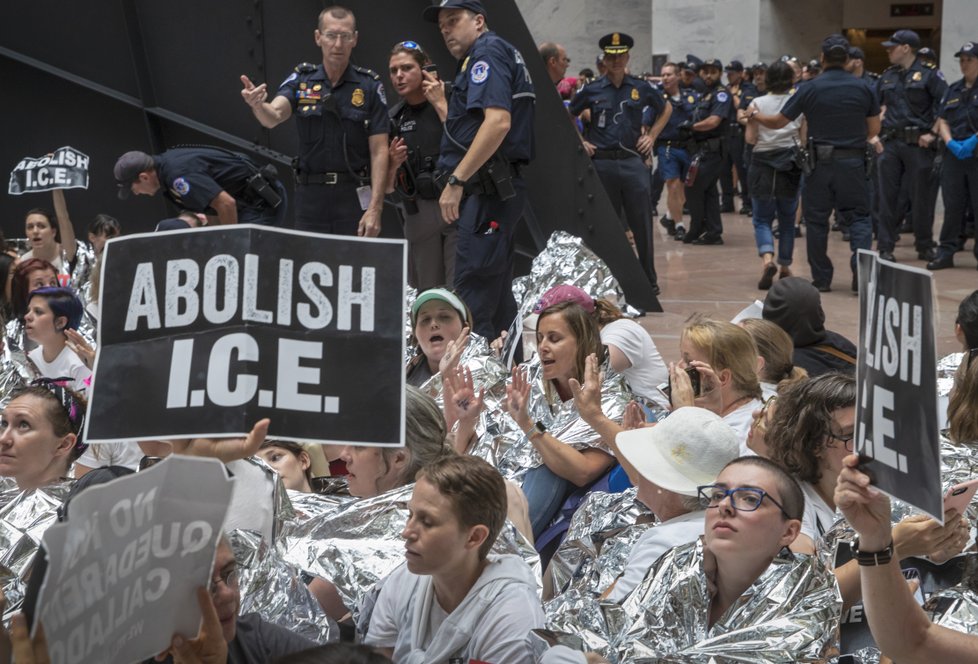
654, 61, 698, 242
239, 6, 389, 236
722, 60, 756, 215
928, 41, 978, 270
874, 30, 947, 263
752, 34, 880, 292
684, 57, 732, 245
422, 0, 535, 342
113, 147, 286, 226
569, 32, 671, 291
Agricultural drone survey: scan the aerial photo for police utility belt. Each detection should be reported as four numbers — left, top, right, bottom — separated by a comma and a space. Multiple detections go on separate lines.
694, 137, 725, 153
592, 148, 639, 160
436, 153, 522, 201
881, 126, 929, 145
295, 170, 366, 185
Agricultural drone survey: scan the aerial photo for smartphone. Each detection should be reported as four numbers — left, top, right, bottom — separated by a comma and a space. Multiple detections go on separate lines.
423, 64, 439, 79
944, 478, 978, 514
661, 367, 702, 403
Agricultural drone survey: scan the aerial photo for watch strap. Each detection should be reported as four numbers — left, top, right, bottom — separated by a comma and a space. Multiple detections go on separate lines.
852, 536, 894, 566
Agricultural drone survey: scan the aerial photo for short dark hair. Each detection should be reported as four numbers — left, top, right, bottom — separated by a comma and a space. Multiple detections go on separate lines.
29, 286, 84, 331
416, 455, 507, 559
88, 214, 121, 238
390, 41, 430, 68
539, 42, 560, 64
765, 60, 795, 94
318, 5, 355, 30
824, 49, 847, 67
721, 456, 805, 520
765, 373, 856, 484
273, 644, 391, 664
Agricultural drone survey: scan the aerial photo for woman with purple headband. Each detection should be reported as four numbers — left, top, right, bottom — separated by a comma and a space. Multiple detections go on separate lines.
0, 380, 87, 490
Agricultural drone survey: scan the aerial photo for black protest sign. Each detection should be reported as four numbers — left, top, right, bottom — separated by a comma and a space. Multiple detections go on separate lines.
856, 251, 941, 521
36, 456, 233, 664
8, 146, 90, 194
85, 225, 407, 446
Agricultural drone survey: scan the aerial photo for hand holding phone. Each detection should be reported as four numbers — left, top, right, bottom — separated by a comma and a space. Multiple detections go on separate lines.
944, 478, 978, 515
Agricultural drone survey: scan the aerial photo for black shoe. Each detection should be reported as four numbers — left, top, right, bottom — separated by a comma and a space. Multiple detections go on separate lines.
917, 247, 937, 261
831, 221, 841, 231
794, 225, 803, 238
692, 233, 724, 245
739, 205, 752, 216
674, 226, 686, 242
878, 250, 896, 262
851, 274, 858, 293
773, 226, 781, 239
652, 283, 661, 296
682, 206, 690, 215
813, 282, 832, 293
841, 230, 851, 241
659, 217, 677, 235
720, 203, 735, 213
758, 263, 777, 290
926, 254, 955, 270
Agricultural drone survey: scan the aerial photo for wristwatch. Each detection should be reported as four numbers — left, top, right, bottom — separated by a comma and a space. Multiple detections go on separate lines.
447, 174, 464, 187
851, 536, 894, 566
525, 420, 547, 440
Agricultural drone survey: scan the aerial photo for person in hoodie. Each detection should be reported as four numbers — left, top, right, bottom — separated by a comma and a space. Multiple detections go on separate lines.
762, 276, 857, 376
364, 454, 543, 662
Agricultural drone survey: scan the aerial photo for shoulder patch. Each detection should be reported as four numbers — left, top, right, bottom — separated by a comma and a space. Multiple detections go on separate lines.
923, 60, 937, 69
280, 72, 298, 87
172, 177, 190, 196
470, 60, 490, 85
937, 70, 946, 81
353, 64, 381, 81
377, 82, 387, 105
716, 91, 729, 103
295, 62, 317, 73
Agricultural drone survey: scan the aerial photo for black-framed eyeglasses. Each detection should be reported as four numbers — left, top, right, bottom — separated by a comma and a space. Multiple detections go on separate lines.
210, 565, 239, 595
697, 484, 792, 519
827, 429, 855, 452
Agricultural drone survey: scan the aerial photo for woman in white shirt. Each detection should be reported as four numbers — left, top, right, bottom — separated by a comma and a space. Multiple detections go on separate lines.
745, 61, 807, 290
23, 287, 91, 393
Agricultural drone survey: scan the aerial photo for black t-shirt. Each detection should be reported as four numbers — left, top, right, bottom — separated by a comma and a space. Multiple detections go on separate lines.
155, 147, 258, 213
781, 67, 880, 149
149, 613, 316, 664
392, 100, 444, 167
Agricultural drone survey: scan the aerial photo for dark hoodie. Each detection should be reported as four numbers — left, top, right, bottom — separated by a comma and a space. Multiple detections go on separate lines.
762, 277, 857, 376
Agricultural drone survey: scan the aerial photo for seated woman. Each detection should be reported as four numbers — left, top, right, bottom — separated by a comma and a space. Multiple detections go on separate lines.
24, 287, 91, 392
258, 440, 313, 493
363, 455, 543, 663
0, 380, 87, 491
10, 258, 60, 324
739, 317, 807, 398
765, 373, 969, 607
948, 290, 978, 445
405, 288, 473, 388
502, 301, 619, 538
669, 318, 764, 449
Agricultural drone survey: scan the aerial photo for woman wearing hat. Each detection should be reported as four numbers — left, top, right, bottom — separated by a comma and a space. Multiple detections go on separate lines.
406, 287, 474, 387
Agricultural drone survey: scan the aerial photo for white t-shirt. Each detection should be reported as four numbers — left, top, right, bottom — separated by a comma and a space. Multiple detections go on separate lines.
800, 481, 837, 542
724, 398, 764, 455
607, 511, 705, 602
75, 442, 144, 472
27, 345, 91, 393
20, 249, 66, 274
365, 555, 543, 663
760, 381, 778, 401
600, 318, 669, 406
752, 93, 804, 151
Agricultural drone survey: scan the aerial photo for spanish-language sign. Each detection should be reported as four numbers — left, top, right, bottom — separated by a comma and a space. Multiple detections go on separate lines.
85, 225, 407, 446
36, 456, 234, 664
856, 250, 941, 522
8, 146, 90, 195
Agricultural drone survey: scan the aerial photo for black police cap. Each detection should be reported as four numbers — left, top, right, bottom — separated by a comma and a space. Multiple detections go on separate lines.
821, 34, 850, 56
422, 0, 487, 23
882, 30, 920, 49
599, 32, 634, 55
685, 54, 703, 71
700, 58, 723, 71
954, 41, 978, 57
725, 60, 744, 72
847, 46, 865, 61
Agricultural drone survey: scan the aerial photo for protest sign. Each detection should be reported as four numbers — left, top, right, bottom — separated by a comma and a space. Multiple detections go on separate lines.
8, 146, 90, 195
856, 250, 941, 522
36, 456, 233, 664
85, 225, 407, 446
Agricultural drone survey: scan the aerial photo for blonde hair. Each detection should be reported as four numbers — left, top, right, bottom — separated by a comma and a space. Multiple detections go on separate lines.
740, 318, 807, 386
682, 318, 762, 400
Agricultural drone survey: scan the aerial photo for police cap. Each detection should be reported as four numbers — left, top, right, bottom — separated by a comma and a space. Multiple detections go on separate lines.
724, 60, 744, 72
599, 32, 634, 55
954, 42, 978, 57
821, 34, 850, 56
422, 0, 487, 23
700, 57, 723, 72
882, 30, 920, 49
113, 150, 155, 200
847, 46, 865, 61
685, 54, 703, 71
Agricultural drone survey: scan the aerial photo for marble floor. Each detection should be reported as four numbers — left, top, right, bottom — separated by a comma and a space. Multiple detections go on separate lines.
639, 211, 977, 362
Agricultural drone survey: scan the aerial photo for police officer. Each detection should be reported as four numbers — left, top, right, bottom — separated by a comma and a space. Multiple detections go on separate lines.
423, 0, 535, 342
928, 40, 978, 271
874, 29, 947, 262
845, 46, 881, 241
655, 62, 698, 242
752, 34, 880, 293
385, 40, 456, 290
723, 60, 756, 215
682, 55, 709, 94
239, 5, 388, 236
569, 32, 671, 291
113, 147, 285, 226
684, 57, 732, 245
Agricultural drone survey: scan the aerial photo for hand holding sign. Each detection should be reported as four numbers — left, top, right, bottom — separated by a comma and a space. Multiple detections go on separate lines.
9, 615, 50, 664
170, 418, 270, 464
155, 588, 227, 664
835, 453, 893, 551
9, 146, 90, 195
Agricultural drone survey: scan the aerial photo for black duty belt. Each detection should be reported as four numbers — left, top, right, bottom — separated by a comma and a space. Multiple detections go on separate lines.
694, 137, 725, 152
592, 148, 639, 160
655, 140, 687, 149
882, 126, 927, 144
295, 171, 365, 185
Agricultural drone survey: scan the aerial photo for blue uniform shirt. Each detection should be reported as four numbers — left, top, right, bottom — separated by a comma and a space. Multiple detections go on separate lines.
939, 78, 978, 140
781, 67, 880, 149
570, 74, 667, 151
656, 88, 700, 141
154, 147, 257, 213
737, 82, 760, 111
439, 31, 536, 172
878, 57, 947, 129
276, 63, 389, 173
692, 82, 733, 139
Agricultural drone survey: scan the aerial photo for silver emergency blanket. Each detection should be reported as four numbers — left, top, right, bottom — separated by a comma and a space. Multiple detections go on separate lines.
229, 528, 337, 644
0, 482, 70, 620
0, 320, 32, 406
545, 488, 656, 599
277, 484, 541, 615
10, 238, 95, 298
543, 538, 841, 663
938, 351, 965, 398
469, 354, 632, 484
416, 331, 509, 413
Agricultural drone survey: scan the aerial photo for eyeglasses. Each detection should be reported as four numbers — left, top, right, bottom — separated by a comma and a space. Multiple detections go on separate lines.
827, 429, 855, 451
697, 484, 792, 519
321, 31, 355, 43
210, 565, 239, 595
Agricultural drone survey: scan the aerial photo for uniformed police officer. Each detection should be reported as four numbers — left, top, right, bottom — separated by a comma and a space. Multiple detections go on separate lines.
423, 0, 535, 342
928, 40, 978, 271
655, 62, 698, 242
569, 32, 671, 291
722, 60, 756, 215
752, 34, 880, 293
684, 57, 732, 245
113, 147, 286, 226
845, 46, 881, 241
239, 5, 388, 236
874, 29, 947, 263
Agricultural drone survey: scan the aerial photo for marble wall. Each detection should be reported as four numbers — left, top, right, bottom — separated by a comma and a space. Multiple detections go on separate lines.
759, 0, 844, 64
940, 0, 978, 81
650, 0, 760, 68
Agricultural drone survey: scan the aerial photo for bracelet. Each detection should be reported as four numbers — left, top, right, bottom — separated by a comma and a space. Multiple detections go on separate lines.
852, 536, 894, 566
